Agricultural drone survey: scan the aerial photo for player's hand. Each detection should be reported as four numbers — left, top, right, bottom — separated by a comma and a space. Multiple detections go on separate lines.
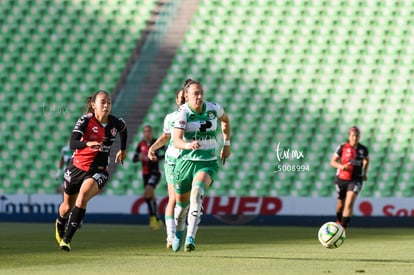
115, 150, 126, 165
341, 162, 351, 170
147, 147, 158, 161
186, 140, 201, 150
220, 145, 231, 165
87, 141, 102, 150
54, 169, 62, 179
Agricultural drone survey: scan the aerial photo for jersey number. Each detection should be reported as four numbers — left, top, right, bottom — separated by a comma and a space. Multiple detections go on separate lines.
199, 121, 212, 132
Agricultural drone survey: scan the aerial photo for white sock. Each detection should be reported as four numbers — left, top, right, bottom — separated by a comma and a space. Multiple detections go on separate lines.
187, 185, 204, 239
165, 215, 175, 241
174, 203, 189, 232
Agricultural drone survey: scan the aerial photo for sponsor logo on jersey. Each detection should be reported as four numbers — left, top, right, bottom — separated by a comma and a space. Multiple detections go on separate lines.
64, 170, 72, 183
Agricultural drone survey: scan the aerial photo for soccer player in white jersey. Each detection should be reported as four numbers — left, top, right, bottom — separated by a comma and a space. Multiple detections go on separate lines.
147, 89, 185, 248
172, 79, 231, 252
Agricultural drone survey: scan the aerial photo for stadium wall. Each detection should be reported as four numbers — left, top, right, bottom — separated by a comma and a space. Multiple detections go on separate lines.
0, 195, 413, 227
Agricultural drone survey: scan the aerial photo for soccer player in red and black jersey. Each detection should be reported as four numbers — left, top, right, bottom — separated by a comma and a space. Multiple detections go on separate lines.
133, 125, 165, 230
55, 91, 127, 252
330, 126, 369, 229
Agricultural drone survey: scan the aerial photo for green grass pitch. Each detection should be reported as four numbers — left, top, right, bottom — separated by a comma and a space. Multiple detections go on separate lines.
0, 223, 413, 274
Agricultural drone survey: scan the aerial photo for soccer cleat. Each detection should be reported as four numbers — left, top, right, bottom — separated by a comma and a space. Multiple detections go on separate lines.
55, 220, 62, 245
59, 240, 71, 252
184, 236, 196, 252
149, 216, 163, 230
55, 219, 65, 244
166, 237, 173, 249
172, 230, 184, 252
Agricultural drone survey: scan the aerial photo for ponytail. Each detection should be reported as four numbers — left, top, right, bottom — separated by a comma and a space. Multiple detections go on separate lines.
86, 96, 94, 113
176, 89, 185, 105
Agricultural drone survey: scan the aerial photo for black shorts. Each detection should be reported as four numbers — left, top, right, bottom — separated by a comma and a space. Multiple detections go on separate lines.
143, 173, 161, 188
63, 160, 109, 195
335, 177, 363, 200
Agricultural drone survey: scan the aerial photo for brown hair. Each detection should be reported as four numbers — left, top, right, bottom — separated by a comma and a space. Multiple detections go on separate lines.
176, 89, 185, 105
86, 90, 110, 113
183, 78, 201, 93
348, 126, 360, 135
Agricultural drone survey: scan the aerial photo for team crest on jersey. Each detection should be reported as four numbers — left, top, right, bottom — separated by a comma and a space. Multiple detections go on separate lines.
92, 126, 99, 133
179, 120, 186, 126
111, 128, 117, 136
208, 111, 215, 120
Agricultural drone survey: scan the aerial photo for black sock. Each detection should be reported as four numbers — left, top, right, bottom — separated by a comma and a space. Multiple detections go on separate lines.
342, 216, 351, 229
57, 215, 68, 235
336, 212, 342, 223
63, 206, 86, 243
145, 198, 158, 219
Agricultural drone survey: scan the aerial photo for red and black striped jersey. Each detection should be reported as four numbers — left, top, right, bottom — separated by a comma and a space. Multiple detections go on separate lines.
334, 143, 369, 180
71, 113, 127, 171
133, 139, 164, 175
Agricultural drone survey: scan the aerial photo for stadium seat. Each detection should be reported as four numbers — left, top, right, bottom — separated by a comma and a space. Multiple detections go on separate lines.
0, 0, 157, 194
182, 1, 411, 197
4, 0, 413, 198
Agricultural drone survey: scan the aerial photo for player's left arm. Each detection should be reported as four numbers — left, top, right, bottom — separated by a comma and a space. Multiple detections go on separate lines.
54, 155, 64, 179
115, 118, 127, 165
219, 111, 231, 165
362, 156, 369, 181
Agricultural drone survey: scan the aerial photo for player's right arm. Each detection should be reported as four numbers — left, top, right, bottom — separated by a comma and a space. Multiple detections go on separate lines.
148, 133, 170, 161
148, 115, 172, 161
132, 142, 141, 163
173, 110, 200, 150
70, 115, 102, 150
330, 145, 350, 171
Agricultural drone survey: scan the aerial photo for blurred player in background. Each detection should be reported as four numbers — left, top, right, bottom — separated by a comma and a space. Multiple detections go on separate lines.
55, 90, 127, 252
147, 89, 185, 248
133, 125, 164, 230
54, 143, 73, 192
172, 79, 231, 252
330, 126, 369, 229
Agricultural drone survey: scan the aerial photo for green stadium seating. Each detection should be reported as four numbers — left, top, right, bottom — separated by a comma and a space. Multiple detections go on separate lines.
2, 0, 414, 198
0, 0, 157, 194
109, 0, 414, 198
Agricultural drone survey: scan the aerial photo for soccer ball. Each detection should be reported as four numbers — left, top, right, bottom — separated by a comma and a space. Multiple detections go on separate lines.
318, 222, 346, 249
